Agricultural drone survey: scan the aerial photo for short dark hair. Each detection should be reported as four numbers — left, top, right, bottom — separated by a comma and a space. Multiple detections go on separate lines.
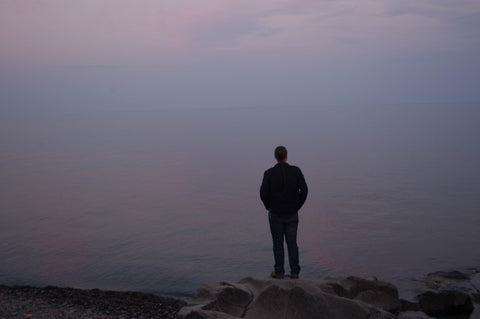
274, 146, 288, 162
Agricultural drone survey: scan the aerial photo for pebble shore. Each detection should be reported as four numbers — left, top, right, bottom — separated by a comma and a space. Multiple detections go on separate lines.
0, 285, 186, 319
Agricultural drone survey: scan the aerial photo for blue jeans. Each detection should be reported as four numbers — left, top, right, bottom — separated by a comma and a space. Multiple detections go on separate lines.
268, 212, 300, 276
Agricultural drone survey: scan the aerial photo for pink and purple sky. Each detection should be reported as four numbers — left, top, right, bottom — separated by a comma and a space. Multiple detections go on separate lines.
1, 0, 479, 113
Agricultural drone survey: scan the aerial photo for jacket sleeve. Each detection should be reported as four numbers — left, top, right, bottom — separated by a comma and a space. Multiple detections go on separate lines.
260, 171, 270, 210
297, 169, 308, 210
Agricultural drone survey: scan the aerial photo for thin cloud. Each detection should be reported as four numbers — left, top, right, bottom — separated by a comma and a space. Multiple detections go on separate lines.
52, 65, 132, 70
385, 0, 479, 19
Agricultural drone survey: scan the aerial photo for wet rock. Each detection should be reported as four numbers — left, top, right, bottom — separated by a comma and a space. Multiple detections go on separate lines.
424, 268, 480, 296
428, 271, 471, 281
418, 290, 474, 318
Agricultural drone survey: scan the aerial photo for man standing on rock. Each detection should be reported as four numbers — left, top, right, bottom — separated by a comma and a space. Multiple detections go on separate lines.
260, 146, 308, 279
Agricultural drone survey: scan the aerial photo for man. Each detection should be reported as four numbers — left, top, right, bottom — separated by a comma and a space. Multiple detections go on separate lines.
260, 146, 308, 279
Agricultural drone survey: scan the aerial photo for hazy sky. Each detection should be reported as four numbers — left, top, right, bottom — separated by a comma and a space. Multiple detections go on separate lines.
1, 0, 479, 113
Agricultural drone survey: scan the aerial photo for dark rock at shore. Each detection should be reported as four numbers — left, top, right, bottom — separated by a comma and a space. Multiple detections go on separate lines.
416, 267, 480, 318
418, 290, 474, 318
427, 271, 472, 281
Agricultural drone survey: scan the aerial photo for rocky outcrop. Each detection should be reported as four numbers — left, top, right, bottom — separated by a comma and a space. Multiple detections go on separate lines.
178, 276, 398, 319
179, 270, 480, 319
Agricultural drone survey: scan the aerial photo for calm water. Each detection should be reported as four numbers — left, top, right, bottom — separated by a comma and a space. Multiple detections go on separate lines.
1, 103, 479, 298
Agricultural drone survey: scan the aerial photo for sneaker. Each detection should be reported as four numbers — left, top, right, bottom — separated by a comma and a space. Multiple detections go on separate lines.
270, 271, 284, 279
291, 274, 299, 279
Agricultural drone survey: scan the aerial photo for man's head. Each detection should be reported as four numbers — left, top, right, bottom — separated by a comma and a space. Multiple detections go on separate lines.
274, 146, 288, 162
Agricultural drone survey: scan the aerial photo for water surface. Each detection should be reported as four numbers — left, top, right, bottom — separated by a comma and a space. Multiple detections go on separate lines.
1, 103, 479, 297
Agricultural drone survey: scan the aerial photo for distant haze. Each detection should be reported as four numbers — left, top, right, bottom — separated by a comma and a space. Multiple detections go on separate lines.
1, 0, 479, 114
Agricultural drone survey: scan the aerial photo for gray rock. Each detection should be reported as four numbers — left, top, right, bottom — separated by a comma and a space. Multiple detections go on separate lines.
322, 276, 400, 313
244, 284, 393, 319
179, 276, 397, 319
418, 290, 474, 317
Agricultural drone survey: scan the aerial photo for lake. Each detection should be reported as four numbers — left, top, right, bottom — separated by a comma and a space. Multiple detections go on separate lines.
1, 103, 479, 298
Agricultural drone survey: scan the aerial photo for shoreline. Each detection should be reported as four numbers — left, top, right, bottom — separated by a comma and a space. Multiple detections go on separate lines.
0, 284, 186, 319
2, 268, 479, 318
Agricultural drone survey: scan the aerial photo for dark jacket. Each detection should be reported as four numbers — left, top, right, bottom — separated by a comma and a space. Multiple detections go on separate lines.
260, 162, 308, 216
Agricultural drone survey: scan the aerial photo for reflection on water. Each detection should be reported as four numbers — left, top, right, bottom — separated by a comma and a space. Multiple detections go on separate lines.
1, 104, 479, 297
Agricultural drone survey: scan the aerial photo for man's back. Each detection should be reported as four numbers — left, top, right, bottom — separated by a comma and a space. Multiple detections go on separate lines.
260, 162, 308, 216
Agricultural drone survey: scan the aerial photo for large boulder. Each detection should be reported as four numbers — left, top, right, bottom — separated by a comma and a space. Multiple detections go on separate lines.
178, 276, 398, 319
418, 290, 474, 318
415, 268, 479, 318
